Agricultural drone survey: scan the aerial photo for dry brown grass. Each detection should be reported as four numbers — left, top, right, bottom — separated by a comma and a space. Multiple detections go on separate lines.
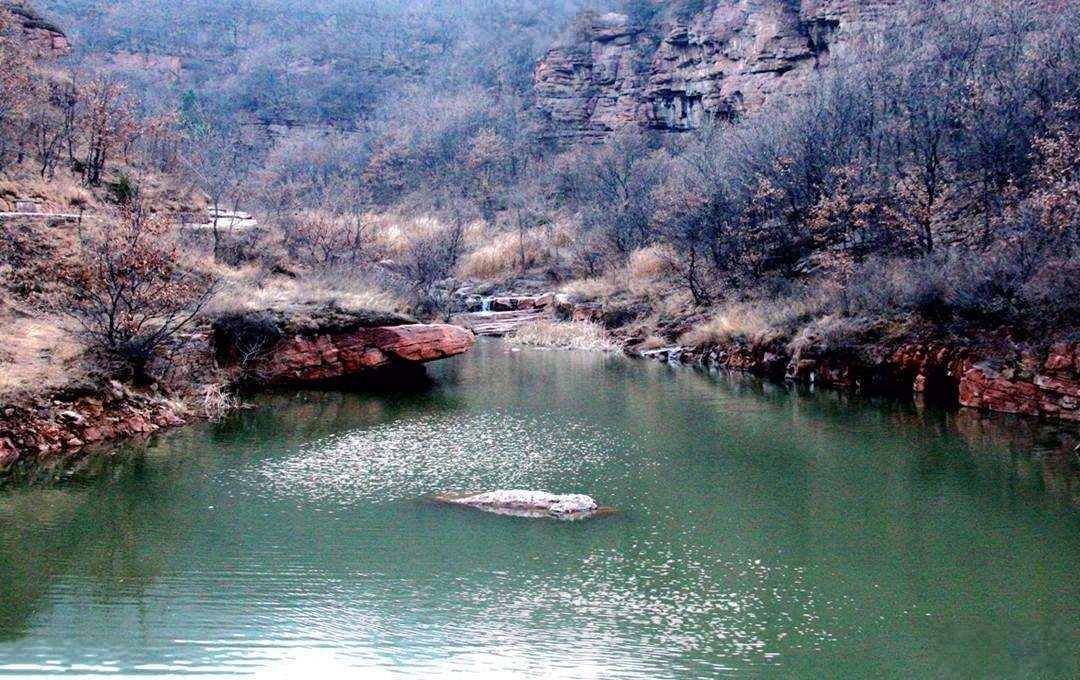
0, 312, 83, 398
204, 264, 405, 317
786, 314, 878, 358
508, 319, 619, 352
627, 245, 674, 282
558, 244, 678, 304
0, 169, 94, 211
678, 289, 835, 348
679, 304, 775, 346
1, 164, 200, 214
363, 213, 472, 259
458, 230, 548, 279
458, 231, 525, 279
559, 277, 619, 301
458, 221, 578, 279
639, 334, 674, 351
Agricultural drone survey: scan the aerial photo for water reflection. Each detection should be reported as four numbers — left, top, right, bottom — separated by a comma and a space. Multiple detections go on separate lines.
0, 339, 1077, 677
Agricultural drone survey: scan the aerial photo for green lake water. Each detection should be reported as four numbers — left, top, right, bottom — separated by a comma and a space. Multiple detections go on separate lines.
1, 338, 1078, 678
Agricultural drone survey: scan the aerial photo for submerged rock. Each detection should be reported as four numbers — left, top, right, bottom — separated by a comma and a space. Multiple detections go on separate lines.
440, 490, 601, 519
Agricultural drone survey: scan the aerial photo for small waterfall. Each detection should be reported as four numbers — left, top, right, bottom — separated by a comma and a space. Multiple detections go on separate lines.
481, 297, 493, 313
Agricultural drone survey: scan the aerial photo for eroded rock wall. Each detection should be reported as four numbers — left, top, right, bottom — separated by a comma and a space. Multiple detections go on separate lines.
213, 310, 476, 387
534, 1, 897, 143
243, 324, 476, 385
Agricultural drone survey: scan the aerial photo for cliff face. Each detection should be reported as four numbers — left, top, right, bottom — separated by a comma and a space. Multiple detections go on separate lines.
639, 340, 1080, 423
1, 2, 69, 56
534, 1, 897, 143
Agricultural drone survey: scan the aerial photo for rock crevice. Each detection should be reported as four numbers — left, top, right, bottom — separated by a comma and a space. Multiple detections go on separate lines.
534, 1, 896, 142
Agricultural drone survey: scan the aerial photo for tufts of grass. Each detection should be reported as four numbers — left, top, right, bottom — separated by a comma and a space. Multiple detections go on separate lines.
458, 220, 579, 280
205, 268, 405, 318
508, 319, 619, 352
626, 244, 673, 283
678, 287, 835, 348
559, 277, 618, 302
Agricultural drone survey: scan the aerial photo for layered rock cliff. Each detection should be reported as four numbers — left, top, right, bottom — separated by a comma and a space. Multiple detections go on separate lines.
534, 1, 897, 142
1, 2, 69, 56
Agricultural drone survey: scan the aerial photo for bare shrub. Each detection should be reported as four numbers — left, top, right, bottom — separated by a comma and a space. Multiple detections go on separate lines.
59, 206, 216, 382
396, 210, 467, 319
199, 383, 237, 421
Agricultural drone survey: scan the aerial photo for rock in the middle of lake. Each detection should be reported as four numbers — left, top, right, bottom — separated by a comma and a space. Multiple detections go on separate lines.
441, 489, 600, 519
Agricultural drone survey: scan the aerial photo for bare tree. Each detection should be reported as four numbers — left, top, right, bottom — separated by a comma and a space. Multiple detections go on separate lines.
77, 77, 137, 185
180, 106, 253, 262
60, 205, 216, 382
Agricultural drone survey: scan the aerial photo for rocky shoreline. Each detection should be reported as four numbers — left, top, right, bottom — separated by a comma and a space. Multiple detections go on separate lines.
455, 291, 1079, 423
0, 308, 475, 479
633, 341, 1080, 423
4, 293, 1076, 481
0, 381, 192, 479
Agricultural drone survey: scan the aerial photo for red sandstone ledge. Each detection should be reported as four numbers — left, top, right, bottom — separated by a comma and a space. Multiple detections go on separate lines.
244, 323, 475, 385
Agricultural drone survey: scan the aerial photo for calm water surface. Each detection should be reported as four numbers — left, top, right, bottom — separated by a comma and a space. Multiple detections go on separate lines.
1, 339, 1078, 678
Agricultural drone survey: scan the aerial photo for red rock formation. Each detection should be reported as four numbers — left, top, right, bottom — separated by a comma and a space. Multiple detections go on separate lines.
958, 343, 1080, 421
643, 339, 1080, 421
1, 318, 475, 471
246, 324, 475, 385
2, 2, 70, 57
0, 381, 192, 470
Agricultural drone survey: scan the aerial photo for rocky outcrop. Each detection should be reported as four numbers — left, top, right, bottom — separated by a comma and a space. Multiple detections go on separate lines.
0, 381, 190, 474
452, 294, 560, 336
534, 2, 895, 142
959, 343, 1080, 421
1, 310, 475, 476
452, 293, 614, 336
639, 340, 1080, 422
2, 2, 70, 57
438, 490, 601, 519
214, 308, 475, 385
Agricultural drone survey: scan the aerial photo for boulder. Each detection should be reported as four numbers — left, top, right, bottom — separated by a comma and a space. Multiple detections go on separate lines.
440, 490, 601, 519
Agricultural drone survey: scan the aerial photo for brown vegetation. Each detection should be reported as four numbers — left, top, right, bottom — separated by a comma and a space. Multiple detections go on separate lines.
58, 206, 215, 381
509, 319, 618, 352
